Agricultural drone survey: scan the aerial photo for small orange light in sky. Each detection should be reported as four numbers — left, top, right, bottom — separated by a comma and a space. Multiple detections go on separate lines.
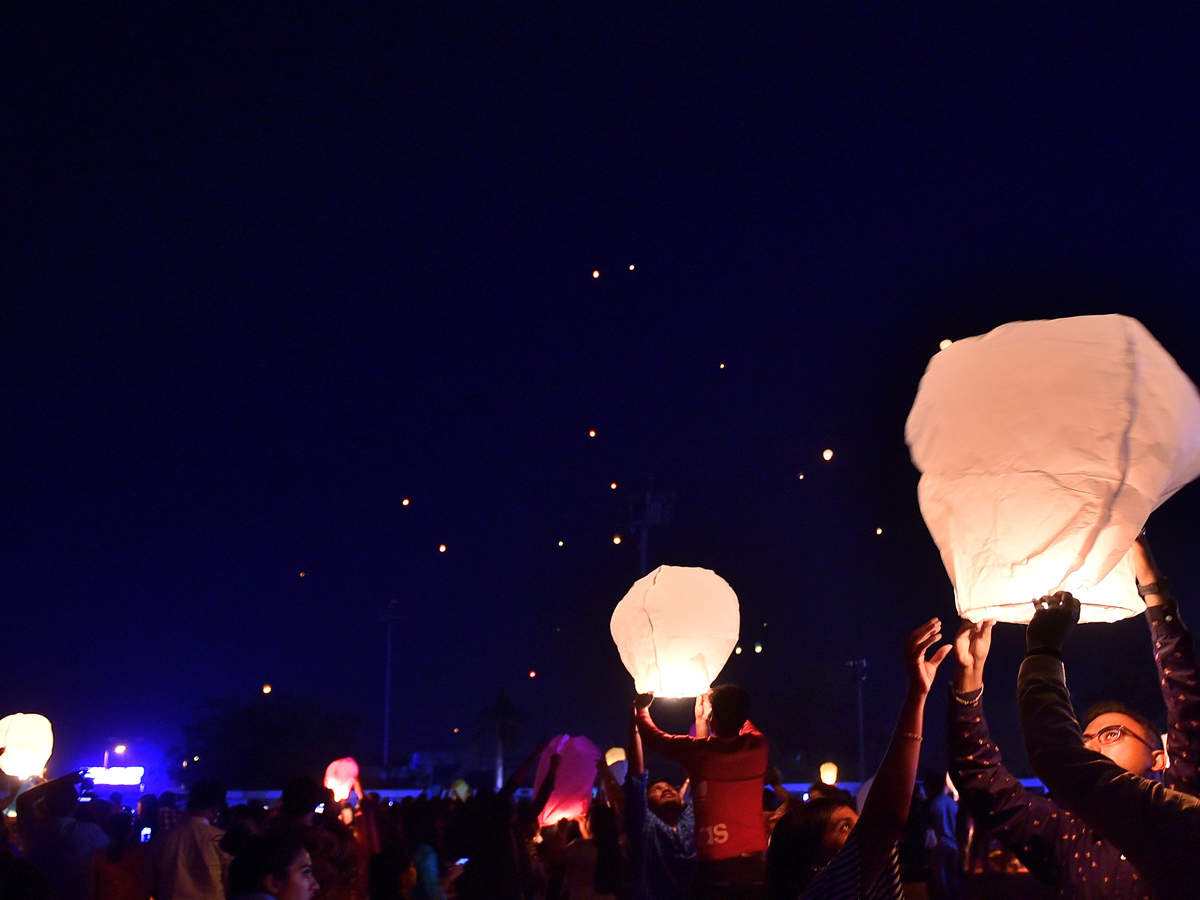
612, 535, 622, 545
402, 498, 410, 506
299, 571, 306, 578
588, 429, 597, 438
797, 473, 805, 480
629, 264, 636, 271
822, 449, 834, 461
876, 527, 884, 535
610, 481, 618, 490
557, 540, 564, 547
719, 362, 726, 369
438, 544, 447, 553
262, 684, 272, 694
592, 270, 600, 279
529, 670, 537, 678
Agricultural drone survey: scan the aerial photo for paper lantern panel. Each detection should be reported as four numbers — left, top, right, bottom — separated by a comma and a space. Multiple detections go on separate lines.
907, 315, 1200, 623
532, 734, 601, 827
0, 713, 53, 779
323, 757, 359, 802
610, 565, 740, 697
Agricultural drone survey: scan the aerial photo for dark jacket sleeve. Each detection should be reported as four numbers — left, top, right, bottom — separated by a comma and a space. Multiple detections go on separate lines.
1018, 653, 1200, 900
1148, 600, 1200, 796
948, 687, 1062, 885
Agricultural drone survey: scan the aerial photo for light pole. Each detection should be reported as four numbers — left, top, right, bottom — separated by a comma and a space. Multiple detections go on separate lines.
103, 744, 127, 768
380, 599, 404, 779
845, 659, 868, 780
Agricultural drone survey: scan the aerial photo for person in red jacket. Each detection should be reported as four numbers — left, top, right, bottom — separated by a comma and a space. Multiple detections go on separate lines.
635, 684, 768, 898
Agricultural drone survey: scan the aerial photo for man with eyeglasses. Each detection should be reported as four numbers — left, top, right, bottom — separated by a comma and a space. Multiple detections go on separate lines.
949, 535, 1199, 897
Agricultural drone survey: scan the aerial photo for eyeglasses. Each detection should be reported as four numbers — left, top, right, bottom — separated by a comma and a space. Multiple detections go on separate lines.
1082, 724, 1160, 752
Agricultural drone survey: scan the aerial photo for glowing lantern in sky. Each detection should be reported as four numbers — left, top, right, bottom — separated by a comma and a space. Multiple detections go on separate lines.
0, 713, 53, 779
592, 270, 600, 279
323, 757, 359, 802
533, 734, 601, 826
819, 761, 839, 785
438, 544, 447, 553
610, 565, 740, 698
907, 315, 1200, 623
822, 449, 834, 461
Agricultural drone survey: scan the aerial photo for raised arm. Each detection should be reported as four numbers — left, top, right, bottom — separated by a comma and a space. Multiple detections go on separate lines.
1019, 592, 1200, 898
1134, 535, 1200, 795
949, 619, 1063, 884
855, 618, 951, 887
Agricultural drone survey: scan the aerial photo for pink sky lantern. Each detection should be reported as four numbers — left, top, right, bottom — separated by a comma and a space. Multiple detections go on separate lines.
907, 314, 1200, 623
610, 565, 740, 697
323, 757, 359, 802
533, 734, 601, 827
0, 713, 53, 779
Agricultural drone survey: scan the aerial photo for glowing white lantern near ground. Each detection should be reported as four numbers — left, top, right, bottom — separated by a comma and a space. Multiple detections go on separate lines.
610, 565, 740, 697
323, 757, 359, 802
0, 713, 53, 779
819, 761, 838, 785
907, 315, 1200, 623
604, 746, 628, 785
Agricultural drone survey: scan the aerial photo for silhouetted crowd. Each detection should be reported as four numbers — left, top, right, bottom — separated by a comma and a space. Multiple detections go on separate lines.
2, 535, 1199, 899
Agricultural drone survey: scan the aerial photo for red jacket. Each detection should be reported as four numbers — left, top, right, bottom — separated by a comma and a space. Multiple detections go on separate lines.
636, 710, 768, 860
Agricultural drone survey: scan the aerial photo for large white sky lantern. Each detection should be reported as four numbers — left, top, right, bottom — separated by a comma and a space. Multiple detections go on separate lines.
0, 713, 54, 779
610, 565, 740, 697
907, 314, 1200, 624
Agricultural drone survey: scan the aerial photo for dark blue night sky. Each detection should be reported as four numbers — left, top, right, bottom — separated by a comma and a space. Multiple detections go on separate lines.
10, 4, 1200, 784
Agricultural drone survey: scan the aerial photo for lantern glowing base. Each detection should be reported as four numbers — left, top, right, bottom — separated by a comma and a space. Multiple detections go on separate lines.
956, 552, 1143, 625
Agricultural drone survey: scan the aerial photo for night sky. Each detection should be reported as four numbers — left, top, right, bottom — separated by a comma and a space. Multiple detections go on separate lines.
12, 5, 1200, 785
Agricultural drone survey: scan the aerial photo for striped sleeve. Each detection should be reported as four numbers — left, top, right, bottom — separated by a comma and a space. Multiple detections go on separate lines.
798, 831, 903, 900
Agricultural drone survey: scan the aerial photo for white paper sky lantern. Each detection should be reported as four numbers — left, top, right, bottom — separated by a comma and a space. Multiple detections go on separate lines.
907, 314, 1200, 623
610, 565, 740, 697
533, 734, 601, 826
0, 713, 53, 779
323, 757, 359, 802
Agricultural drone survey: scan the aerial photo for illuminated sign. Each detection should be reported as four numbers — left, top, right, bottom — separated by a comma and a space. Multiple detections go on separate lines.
85, 766, 145, 786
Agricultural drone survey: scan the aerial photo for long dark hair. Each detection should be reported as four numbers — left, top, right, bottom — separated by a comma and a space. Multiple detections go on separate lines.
105, 813, 135, 864
766, 798, 851, 898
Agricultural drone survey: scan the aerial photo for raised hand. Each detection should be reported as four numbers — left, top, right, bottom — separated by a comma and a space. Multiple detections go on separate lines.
1027, 591, 1080, 654
906, 617, 953, 696
953, 619, 995, 692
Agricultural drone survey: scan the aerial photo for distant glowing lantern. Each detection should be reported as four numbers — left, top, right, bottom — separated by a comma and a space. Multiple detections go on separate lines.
605, 746, 628, 784
323, 757, 359, 802
438, 544, 447, 553
592, 270, 600, 279
754, 643, 763, 654
907, 314, 1200, 623
612, 535, 622, 545
114, 744, 127, 755
797, 473, 805, 480
261, 684, 272, 694
822, 449, 834, 461
735, 646, 743, 655
0, 714, 53, 779
588, 429, 597, 438
629, 264, 635, 271
529, 670, 537, 678
533, 734, 602, 826
610, 481, 618, 490
875, 527, 883, 536
719, 362, 726, 369
452, 727, 460, 734
450, 778, 470, 801
299, 571, 306, 578
610, 565, 740, 698
819, 761, 839, 785
939, 338, 953, 351
402, 498, 411, 506
557, 540, 565, 547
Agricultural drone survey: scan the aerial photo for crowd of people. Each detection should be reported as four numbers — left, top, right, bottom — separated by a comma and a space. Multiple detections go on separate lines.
1, 535, 1197, 899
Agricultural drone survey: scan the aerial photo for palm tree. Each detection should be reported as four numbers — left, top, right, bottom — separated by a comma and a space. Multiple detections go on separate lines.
476, 689, 526, 789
